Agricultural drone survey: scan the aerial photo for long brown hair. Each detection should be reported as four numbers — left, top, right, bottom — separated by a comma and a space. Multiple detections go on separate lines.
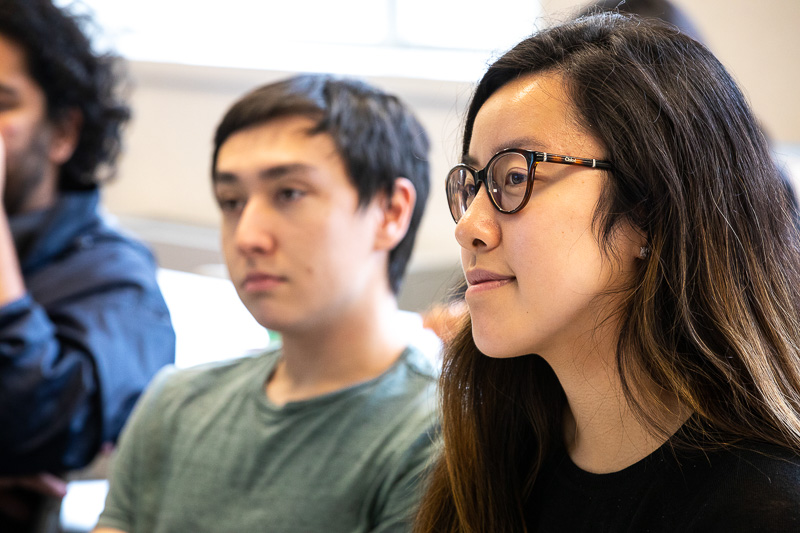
416, 13, 800, 532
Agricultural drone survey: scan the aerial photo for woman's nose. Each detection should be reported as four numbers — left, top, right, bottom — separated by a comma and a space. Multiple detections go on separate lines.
454, 186, 500, 252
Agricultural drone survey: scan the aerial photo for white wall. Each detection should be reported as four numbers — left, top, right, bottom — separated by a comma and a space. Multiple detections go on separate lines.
102, 0, 800, 275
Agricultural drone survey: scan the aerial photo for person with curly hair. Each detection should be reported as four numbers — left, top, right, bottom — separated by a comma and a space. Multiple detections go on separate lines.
0, 0, 175, 529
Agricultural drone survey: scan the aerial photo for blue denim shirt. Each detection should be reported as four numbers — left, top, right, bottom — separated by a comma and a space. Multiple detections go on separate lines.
0, 190, 175, 474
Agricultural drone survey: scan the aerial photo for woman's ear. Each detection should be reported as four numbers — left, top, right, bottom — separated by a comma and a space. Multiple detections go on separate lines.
631, 225, 649, 261
614, 218, 649, 263
374, 177, 416, 252
48, 108, 83, 165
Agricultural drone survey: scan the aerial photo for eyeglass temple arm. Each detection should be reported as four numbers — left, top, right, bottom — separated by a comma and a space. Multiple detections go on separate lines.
538, 152, 613, 170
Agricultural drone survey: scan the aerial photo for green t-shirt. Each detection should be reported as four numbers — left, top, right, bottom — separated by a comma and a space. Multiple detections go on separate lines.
97, 347, 439, 533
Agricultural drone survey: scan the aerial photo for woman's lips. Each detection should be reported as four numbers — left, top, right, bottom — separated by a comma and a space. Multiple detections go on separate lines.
464, 269, 515, 295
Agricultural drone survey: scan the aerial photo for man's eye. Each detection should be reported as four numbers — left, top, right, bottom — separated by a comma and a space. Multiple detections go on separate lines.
216, 197, 245, 213
276, 188, 305, 203
0, 98, 19, 112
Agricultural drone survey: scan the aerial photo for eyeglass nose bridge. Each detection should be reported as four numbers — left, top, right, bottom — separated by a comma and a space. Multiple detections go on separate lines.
472, 165, 491, 195
472, 167, 506, 214
454, 166, 498, 223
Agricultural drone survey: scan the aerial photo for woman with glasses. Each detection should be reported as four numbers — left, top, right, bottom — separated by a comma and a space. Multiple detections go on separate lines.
415, 12, 800, 533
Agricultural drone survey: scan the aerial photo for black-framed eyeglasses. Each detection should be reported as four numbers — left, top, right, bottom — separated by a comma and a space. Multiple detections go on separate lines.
446, 148, 613, 223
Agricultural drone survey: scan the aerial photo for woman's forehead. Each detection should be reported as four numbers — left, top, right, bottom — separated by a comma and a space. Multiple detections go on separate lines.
468, 74, 601, 165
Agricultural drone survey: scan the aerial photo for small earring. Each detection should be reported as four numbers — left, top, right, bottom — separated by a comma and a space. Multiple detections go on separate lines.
638, 246, 651, 260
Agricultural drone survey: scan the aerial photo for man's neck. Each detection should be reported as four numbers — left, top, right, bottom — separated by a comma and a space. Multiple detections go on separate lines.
264, 295, 406, 406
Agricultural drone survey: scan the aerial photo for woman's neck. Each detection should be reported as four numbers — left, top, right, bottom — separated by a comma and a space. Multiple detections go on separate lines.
546, 325, 690, 473
561, 387, 689, 473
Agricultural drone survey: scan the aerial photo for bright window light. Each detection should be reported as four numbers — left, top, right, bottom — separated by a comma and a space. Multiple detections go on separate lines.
59, 0, 541, 82
395, 0, 539, 51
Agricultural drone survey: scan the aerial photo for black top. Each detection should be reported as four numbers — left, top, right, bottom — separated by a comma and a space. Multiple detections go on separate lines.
527, 425, 800, 532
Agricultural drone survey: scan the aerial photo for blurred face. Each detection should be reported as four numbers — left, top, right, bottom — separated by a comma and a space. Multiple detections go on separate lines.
213, 116, 388, 334
456, 73, 640, 360
0, 34, 57, 215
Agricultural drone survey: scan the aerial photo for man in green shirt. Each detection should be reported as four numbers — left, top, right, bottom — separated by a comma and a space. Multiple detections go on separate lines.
94, 74, 437, 533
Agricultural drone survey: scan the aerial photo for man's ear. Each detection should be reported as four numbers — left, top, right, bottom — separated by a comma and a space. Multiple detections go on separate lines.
374, 177, 416, 252
48, 108, 83, 165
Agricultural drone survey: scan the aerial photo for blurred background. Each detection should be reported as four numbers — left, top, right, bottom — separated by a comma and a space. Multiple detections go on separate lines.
57, 0, 800, 314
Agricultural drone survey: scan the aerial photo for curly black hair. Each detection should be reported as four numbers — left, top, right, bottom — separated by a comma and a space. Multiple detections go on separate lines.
0, 0, 130, 189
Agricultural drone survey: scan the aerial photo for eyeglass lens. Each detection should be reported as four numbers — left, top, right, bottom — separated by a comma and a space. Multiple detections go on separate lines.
447, 151, 531, 221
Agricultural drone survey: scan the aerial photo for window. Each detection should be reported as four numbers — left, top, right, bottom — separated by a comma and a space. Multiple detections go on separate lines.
61, 0, 541, 81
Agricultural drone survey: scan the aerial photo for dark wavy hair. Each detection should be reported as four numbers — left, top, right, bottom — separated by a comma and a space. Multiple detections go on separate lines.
576, 0, 703, 40
0, 0, 130, 189
416, 13, 800, 533
212, 74, 430, 295
576, 0, 799, 219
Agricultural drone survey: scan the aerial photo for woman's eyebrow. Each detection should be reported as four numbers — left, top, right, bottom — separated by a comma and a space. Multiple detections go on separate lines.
464, 136, 549, 167
462, 154, 480, 167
